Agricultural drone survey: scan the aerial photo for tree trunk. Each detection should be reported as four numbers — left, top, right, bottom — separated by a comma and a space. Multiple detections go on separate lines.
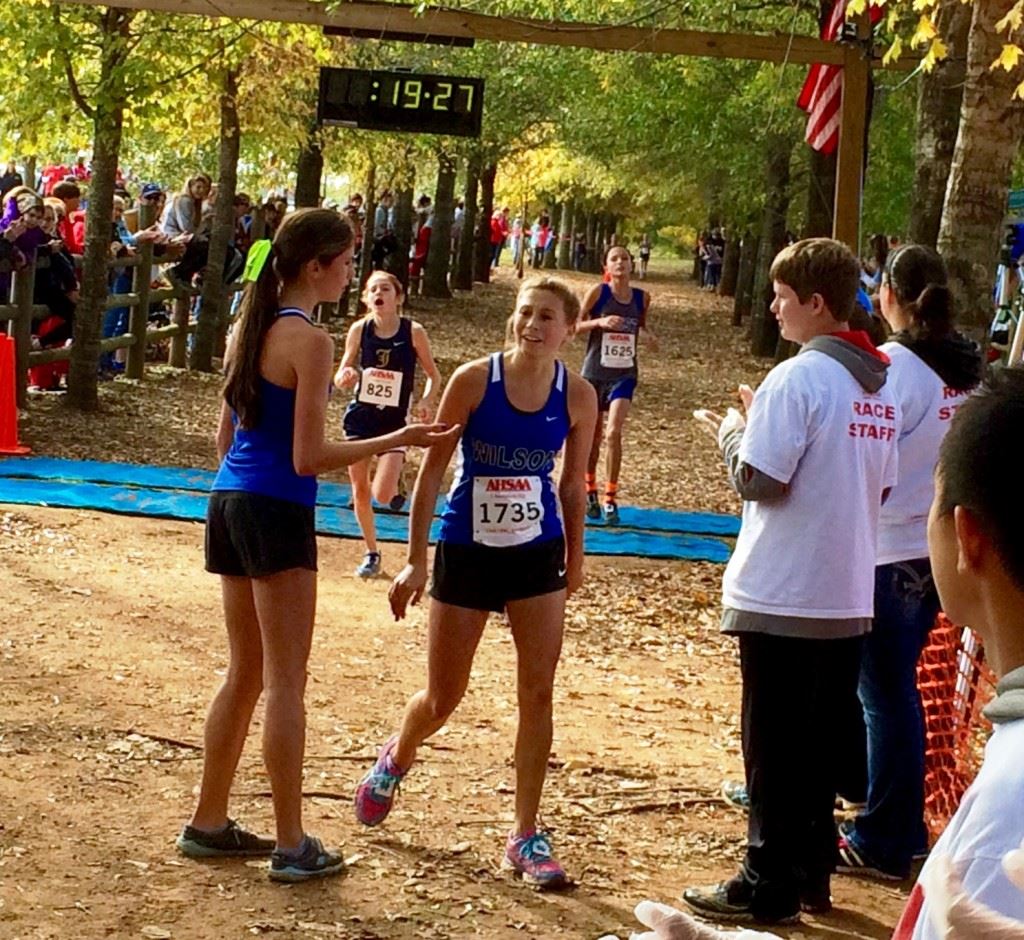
909, 0, 971, 249
357, 164, 377, 309
23, 156, 36, 190
192, 67, 240, 373
750, 135, 793, 357
424, 152, 456, 299
294, 131, 323, 208
392, 184, 414, 296
67, 8, 134, 412
592, 216, 605, 273
805, 148, 837, 237
719, 234, 742, 297
453, 155, 480, 291
474, 161, 496, 283
557, 201, 573, 269
733, 232, 760, 327
938, 0, 1024, 329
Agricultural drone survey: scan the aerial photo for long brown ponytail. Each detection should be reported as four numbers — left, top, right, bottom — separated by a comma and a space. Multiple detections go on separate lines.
225, 208, 353, 428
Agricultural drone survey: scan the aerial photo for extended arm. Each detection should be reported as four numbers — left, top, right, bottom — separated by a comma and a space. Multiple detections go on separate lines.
389, 362, 486, 619
559, 375, 599, 595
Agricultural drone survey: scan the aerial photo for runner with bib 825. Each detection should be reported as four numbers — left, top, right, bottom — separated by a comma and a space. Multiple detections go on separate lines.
577, 245, 657, 525
353, 276, 598, 890
335, 271, 441, 578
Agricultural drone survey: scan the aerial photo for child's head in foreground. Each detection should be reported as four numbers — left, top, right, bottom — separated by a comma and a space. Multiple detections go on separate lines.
769, 238, 860, 344
929, 367, 1024, 669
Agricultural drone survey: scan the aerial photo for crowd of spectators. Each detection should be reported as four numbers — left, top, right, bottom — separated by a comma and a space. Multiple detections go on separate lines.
0, 156, 292, 390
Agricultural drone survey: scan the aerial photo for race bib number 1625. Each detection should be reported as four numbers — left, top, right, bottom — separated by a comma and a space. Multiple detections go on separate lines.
601, 332, 636, 369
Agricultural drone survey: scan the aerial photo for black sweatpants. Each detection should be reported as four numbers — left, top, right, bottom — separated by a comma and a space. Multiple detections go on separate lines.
738, 631, 865, 920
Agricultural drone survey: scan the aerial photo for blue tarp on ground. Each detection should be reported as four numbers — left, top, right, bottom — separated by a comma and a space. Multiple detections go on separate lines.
0, 457, 737, 563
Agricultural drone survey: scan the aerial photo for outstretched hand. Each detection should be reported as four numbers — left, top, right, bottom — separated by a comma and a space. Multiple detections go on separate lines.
694, 384, 754, 445
389, 562, 428, 621
402, 422, 461, 449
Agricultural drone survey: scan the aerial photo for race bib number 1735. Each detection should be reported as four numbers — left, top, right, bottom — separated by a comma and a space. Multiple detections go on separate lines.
472, 476, 544, 547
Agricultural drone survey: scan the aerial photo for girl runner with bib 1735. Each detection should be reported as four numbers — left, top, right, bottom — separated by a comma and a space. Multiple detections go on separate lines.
353, 276, 598, 889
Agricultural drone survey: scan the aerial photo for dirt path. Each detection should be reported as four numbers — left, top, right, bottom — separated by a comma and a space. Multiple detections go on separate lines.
1, 267, 910, 939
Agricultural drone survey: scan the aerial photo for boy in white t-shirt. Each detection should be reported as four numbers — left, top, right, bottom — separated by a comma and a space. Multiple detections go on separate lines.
685, 238, 900, 925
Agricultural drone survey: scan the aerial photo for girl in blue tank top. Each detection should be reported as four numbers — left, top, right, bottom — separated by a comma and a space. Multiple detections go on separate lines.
353, 277, 598, 890
334, 271, 441, 578
180, 209, 456, 885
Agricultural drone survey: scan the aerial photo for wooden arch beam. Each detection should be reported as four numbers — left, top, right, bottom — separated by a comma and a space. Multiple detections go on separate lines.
61, 0, 860, 67
59, 0, 898, 249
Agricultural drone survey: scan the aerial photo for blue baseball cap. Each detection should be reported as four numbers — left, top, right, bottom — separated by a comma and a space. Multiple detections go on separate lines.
140, 182, 162, 199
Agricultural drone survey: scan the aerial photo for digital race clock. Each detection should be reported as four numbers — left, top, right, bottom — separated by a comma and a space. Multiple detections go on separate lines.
317, 67, 485, 138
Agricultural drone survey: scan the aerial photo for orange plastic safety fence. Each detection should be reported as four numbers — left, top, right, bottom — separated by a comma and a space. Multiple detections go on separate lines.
918, 614, 997, 841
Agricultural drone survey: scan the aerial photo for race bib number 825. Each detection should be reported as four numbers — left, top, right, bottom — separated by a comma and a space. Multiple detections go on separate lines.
358, 367, 401, 407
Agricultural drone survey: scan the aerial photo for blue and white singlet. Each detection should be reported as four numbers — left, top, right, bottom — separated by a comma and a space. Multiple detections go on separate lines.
438, 353, 570, 547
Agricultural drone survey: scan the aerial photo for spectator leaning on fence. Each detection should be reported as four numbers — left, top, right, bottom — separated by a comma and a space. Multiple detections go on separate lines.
161, 173, 211, 238
0, 188, 50, 304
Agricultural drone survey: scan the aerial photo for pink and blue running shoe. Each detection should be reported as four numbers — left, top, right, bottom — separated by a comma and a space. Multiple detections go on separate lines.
354, 735, 408, 826
502, 829, 569, 889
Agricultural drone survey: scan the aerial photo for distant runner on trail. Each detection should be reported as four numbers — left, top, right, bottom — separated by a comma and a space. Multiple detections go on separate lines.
577, 245, 657, 524
335, 271, 441, 578
176, 210, 456, 884
353, 276, 597, 890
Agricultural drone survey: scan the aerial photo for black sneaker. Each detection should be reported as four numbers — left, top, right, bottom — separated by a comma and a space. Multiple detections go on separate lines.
800, 876, 832, 914
176, 818, 275, 858
681, 876, 800, 926
586, 492, 601, 520
269, 834, 346, 883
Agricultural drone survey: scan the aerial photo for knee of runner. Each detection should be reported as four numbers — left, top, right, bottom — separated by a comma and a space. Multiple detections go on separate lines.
517, 677, 555, 711
604, 423, 623, 445
424, 686, 464, 723
262, 671, 309, 701
371, 479, 398, 504
225, 665, 264, 702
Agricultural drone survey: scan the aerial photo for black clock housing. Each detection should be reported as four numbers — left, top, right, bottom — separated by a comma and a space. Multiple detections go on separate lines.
318, 67, 484, 138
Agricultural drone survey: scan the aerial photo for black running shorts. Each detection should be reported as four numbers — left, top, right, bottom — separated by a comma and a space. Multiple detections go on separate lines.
205, 491, 317, 578
430, 537, 567, 613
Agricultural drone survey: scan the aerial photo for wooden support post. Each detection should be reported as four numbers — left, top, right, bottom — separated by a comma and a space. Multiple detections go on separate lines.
126, 204, 155, 379
832, 13, 871, 252
12, 262, 34, 408
168, 294, 190, 368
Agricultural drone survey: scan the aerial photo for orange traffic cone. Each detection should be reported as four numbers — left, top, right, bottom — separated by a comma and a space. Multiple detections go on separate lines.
0, 334, 30, 455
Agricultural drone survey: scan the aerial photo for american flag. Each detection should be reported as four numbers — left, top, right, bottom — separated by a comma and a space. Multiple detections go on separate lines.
797, 0, 882, 154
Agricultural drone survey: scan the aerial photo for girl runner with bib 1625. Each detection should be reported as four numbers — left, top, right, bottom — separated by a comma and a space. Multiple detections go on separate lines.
334, 271, 441, 579
353, 276, 598, 889
577, 245, 657, 524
